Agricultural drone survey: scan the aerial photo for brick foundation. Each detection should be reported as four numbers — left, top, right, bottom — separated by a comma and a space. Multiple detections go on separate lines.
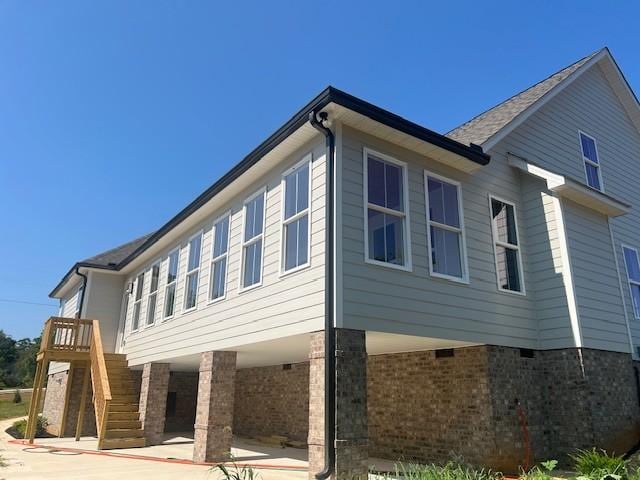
139, 363, 170, 445
165, 371, 199, 432
308, 329, 368, 480
234, 362, 309, 441
193, 351, 237, 463
42, 368, 96, 437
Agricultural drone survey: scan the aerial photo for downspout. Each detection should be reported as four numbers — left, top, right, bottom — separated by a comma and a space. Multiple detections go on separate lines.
309, 110, 335, 480
74, 267, 88, 319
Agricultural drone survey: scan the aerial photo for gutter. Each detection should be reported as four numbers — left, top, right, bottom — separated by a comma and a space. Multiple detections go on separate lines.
309, 110, 336, 480
74, 267, 88, 318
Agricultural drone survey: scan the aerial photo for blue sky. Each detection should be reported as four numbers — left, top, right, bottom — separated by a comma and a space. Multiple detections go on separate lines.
1, 1, 639, 339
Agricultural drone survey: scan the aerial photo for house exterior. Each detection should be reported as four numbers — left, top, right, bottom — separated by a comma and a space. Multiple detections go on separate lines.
39, 47, 640, 478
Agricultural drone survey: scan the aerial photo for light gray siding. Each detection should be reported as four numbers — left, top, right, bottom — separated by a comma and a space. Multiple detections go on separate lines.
84, 272, 125, 353
563, 200, 629, 351
120, 139, 326, 365
520, 176, 573, 349
340, 125, 539, 348
494, 63, 639, 353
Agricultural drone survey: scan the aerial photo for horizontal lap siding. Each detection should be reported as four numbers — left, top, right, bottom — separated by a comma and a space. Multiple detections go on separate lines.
496, 64, 639, 353
121, 139, 326, 365
341, 126, 538, 348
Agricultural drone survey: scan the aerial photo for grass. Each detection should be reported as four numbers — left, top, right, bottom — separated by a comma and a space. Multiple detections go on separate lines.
375, 462, 501, 480
0, 399, 29, 421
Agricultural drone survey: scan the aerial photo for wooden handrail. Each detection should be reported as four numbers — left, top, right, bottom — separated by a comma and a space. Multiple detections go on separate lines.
39, 317, 94, 354
89, 319, 112, 449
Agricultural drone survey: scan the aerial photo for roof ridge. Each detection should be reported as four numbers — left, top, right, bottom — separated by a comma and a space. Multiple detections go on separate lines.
446, 48, 604, 145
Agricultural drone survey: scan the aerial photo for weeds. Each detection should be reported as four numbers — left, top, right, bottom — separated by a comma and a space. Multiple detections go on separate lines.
211, 461, 260, 480
376, 461, 501, 480
520, 460, 558, 480
572, 448, 627, 480
8, 416, 48, 439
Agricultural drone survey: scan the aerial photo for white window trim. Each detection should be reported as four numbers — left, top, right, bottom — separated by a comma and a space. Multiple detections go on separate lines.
424, 170, 469, 284
622, 244, 640, 320
578, 130, 605, 192
162, 247, 180, 321
238, 187, 267, 293
208, 211, 232, 304
488, 194, 526, 296
280, 154, 313, 277
183, 230, 203, 313
362, 147, 412, 272
144, 260, 161, 327
130, 271, 145, 333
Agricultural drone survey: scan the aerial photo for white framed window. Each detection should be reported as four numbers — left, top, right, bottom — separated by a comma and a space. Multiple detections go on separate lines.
425, 171, 468, 283
145, 262, 160, 326
489, 196, 525, 295
163, 248, 180, 319
75, 286, 83, 317
363, 148, 411, 271
579, 131, 603, 191
209, 213, 231, 302
240, 188, 266, 290
622, 245, 640, 320
131, 272, 144, 331
183, 232, 203, 311
281, 155, 312, 274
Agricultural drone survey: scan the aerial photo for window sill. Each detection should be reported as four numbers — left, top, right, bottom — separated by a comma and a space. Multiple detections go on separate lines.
207, 295, 227, 305
279, 262, 311, 278
497, 286, 527, 297
429, 271, 469, 285
238, 281, 263, 294
364, 258, 412, 273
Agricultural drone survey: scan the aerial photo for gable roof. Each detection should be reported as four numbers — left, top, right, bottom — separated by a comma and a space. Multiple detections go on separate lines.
447, 50, 601, 147
49, 86, 490, 298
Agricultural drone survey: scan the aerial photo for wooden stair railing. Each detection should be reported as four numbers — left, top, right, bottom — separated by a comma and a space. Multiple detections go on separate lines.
89, 319, 112, 450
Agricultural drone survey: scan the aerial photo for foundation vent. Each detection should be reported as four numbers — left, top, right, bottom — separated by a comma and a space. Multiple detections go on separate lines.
435, 349, 455, 359
282, 363, 292, 370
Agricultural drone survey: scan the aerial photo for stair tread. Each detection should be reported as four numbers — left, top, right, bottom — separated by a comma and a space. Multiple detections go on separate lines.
101, 437, 146, 450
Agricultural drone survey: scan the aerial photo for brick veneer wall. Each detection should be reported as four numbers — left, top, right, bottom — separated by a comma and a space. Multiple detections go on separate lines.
43, 371, 67, 436
234, 362, 309, 441
165, 371, 199, 432
42, 369, 97, 437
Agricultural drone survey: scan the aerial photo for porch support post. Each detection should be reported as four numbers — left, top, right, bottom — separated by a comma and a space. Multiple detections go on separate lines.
193, 351, 237, 463
28, 355, 49, 443
59, 362, 76, 437
138, 362, 170, 445
75, 362, 91, 441
308, 329, 368, 480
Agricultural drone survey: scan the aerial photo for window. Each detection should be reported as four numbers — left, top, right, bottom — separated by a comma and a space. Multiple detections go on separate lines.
184, 232, 203, 311
210, 214, 231, 301
241, 189, 265, 289
579, 131, 603, 191
623, 246, 640, 319
363, 149, 410, 269
490, 196, 525, 294
146, 263, 160, 326
163, 249, 179, 319
75, 286, 83, 317
132, 272, 144, 331
282, 157, 311, 273
59, 299, 66, 317
425, 172, 467, 282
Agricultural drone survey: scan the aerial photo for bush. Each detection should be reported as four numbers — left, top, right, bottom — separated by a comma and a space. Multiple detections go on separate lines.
9, 416, 48, 439
376, 461, 501, 480
572, 448, 627, 480
520, 460, 558, 480
12, 389, 21, 403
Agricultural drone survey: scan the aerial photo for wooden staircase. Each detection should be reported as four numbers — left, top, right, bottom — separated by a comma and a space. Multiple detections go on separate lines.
26, 317, 147, 450
101, 353, 145, 449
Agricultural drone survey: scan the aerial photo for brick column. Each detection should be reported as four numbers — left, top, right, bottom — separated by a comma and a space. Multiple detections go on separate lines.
308, 329, 368, 480
139, 363, 170, 445
193, 351, 237, 463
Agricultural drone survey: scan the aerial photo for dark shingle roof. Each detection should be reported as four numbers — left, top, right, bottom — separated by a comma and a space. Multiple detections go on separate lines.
80, 233, 155, 267
447, 50, 601, 146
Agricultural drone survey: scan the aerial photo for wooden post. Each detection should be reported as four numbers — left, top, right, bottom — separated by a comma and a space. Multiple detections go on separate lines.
28, 356, 49, 444
58, 362, 75, 437
25, 360, 43, 442
75, 362, 91, 441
